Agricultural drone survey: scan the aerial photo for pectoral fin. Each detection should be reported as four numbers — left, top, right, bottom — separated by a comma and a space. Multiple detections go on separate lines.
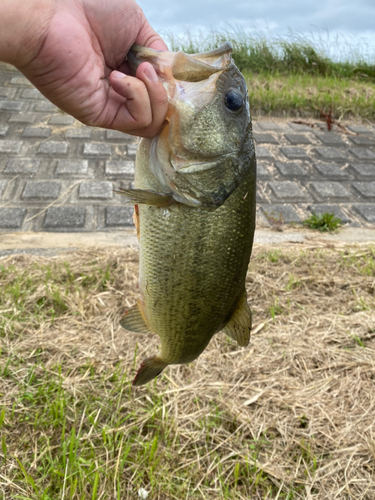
133, 356, 168, 386
222, 291, 252, 347
114, 188, 173, 206
120, 301, 153, 334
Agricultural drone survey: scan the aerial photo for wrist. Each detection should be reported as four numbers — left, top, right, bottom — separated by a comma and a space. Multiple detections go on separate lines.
0, 0, 55, 67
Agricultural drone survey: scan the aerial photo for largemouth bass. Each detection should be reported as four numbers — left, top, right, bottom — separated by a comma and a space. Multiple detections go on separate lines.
117, 43, 256, 386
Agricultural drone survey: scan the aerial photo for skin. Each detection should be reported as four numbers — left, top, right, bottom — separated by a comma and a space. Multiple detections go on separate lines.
124, 46, 256, 385
0, 0, 168, 138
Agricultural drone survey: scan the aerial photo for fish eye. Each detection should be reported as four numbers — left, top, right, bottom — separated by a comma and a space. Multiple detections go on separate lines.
224, 90, 244, 112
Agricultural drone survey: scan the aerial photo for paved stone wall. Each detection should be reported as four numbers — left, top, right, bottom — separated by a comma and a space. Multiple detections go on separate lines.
0, 62, 374, 233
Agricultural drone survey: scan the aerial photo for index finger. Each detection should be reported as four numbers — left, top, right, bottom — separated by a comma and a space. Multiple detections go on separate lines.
135, 17, 168, 52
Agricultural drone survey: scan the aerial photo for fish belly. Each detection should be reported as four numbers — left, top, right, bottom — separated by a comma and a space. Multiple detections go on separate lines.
137, 171, 256, 365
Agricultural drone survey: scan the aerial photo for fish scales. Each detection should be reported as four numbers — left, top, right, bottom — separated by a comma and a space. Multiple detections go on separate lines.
117, 42, 257, 385
138, 154, 255, 364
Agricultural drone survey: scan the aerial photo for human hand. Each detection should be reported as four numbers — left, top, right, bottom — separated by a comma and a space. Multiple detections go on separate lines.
1, 0, 168, 138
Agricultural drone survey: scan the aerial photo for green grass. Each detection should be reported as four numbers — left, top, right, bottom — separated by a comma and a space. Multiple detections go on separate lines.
246, 71, 375, 119
302, 212, 342, 232
1, 248, 374, 499
168, 29, 375, 80
0, 359, 292, 500
167, 29, 375, 119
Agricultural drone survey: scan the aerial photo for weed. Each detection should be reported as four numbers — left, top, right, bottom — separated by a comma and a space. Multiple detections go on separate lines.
167, 29, 375, 81
266, 250, 282, 263
269, 298, 283, 320
286, 274, 301, 291
303, 212, 342, 232
1, 247, 375, 499
264, 210, 284, 231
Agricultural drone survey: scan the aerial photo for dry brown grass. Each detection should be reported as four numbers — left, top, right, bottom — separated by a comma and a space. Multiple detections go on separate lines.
0, 242, 374, 499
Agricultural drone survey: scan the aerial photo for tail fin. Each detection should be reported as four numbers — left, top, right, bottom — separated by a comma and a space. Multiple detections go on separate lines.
132, 356, 168, 386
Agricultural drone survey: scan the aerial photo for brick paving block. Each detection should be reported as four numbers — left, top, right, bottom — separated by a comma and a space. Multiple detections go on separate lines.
55, 159, 88, 175
105, 206, 134, 226
348, 136, 375, 146
255, 146, 274, 160
275, 161, 309, 177
288, 122, 314, 132
4, 159, 40, 174
43, 206, 86, 228
349, 148, 375, 160
252, 122, 262, 133
0, 86, 15, 98
314, 147, 347, 161
0, 126, 9, 137
0, 141, 22, 154
255, 207, 270, 228
257, 122, 285, 132
313, 162, 350, 179
83, 143, 111, 157
34, 101, 58, 112
309, 182, 350, 200
256, 192, 265, 204
22, 126, 51, 138
315, 133, 347, 146
38, 141, 68, 155
0, 180, 7, 198
105, 160, 135, 177
127, 144, 137, 158
352, 205, 375, 223
79, 181, 113, 199
257, 162, 271, 179
253, 133, 279, 144
49, 115, 75, 125
261, 204, 301, 223
269, 181, 310, 202
348, 163, 375, 179
8, 113, 36, 123
21, 88, 44, 99
352, 182, 375, 199
307, 204, 351, 223
285, 134, 311, 145
0, 100, 25, 112
10, 76, 32, 86
22, 181, 61, 199
280, 147, 309, 160
347, 125, 375, 135
65, 128, 92, 139
0, 208, 27, 228
106, 130, 131, 140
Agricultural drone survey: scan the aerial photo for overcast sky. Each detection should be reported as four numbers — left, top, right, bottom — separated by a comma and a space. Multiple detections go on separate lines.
138, 0, 375, 60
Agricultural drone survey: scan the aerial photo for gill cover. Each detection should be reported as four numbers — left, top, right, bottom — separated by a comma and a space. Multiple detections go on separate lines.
128, 43, 254, 207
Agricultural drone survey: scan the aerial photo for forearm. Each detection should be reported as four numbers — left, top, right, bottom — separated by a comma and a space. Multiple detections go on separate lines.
0, 0, 55, 67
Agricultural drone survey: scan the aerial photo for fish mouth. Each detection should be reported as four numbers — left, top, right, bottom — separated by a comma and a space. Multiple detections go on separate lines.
128, 42, 233, 84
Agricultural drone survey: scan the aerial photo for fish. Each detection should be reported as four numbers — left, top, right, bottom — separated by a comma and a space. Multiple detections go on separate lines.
116, 42, 257, 386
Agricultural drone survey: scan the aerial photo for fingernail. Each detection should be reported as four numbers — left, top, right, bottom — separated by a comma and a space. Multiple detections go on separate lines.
144, 64, 158, 82
112, 70, 127, 79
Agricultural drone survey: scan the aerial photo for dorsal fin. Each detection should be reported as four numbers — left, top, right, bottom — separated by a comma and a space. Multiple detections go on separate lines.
222, 291, 252, 347
120, 301, 153, 334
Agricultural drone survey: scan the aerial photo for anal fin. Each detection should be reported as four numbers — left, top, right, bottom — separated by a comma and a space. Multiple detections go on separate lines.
133, 356, 167, 386
120, 301, 153, 334
114, 188, 173, 206
222, 291, 252, 347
